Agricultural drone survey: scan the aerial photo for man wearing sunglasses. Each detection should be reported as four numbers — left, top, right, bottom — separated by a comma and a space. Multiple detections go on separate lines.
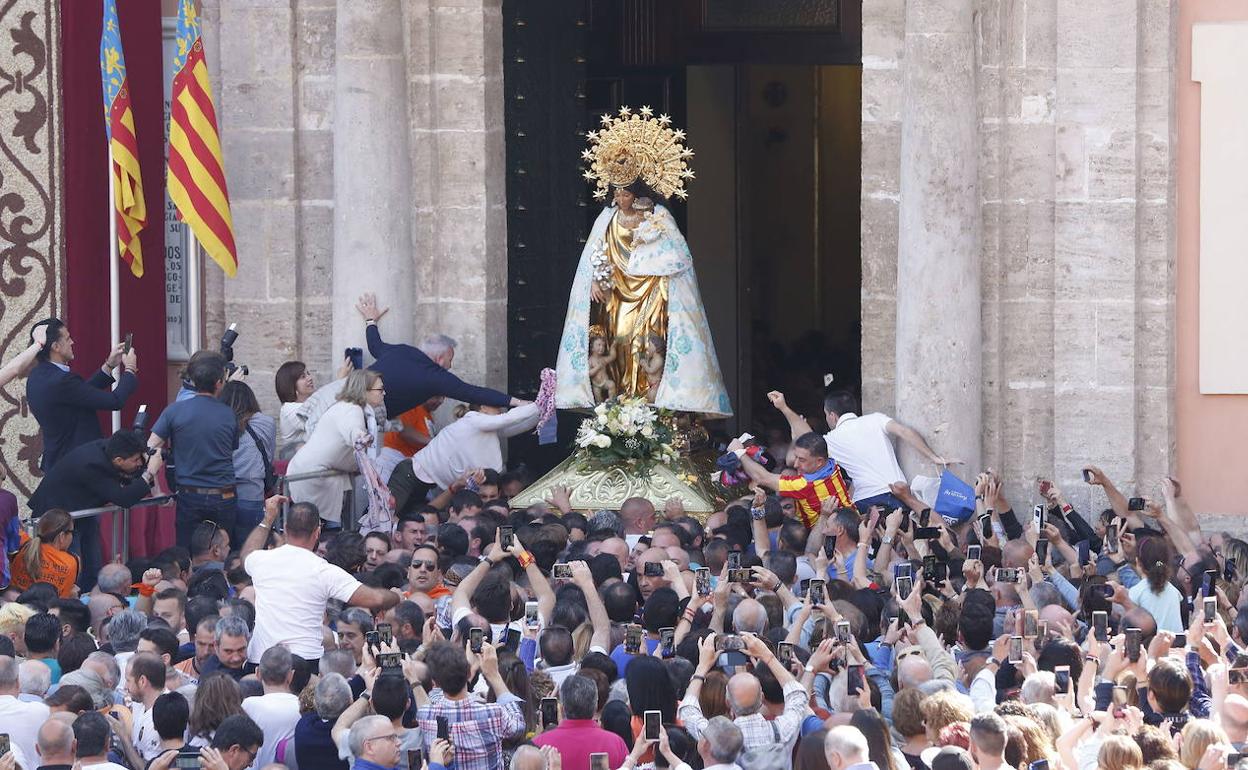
405, 543, 451, 601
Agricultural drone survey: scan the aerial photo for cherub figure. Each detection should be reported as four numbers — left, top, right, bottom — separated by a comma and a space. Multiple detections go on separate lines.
642, 333, 665, 403
588, 332, 618, 403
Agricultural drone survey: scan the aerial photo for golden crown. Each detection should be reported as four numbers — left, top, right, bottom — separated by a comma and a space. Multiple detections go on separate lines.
581, 105, 695, 202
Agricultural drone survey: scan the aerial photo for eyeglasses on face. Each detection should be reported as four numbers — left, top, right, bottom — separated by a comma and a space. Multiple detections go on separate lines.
368, 387, 386, 392
410, 560, 437, 571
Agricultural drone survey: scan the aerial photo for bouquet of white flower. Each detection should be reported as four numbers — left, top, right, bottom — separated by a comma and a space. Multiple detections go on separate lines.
574, 396, 678, 472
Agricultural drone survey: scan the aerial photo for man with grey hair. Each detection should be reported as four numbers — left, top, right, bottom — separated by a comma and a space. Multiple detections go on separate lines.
243, 645, 299, 769
285, 673, 353, 770
0, 655, 51, 769
18, 660, 51, 701
680, 633, 808, 754
337, 607, 374, 666
201, 615, 253, 680
319, 649, 357, 680
731, 598, 768, 634
533, 675, 629, 765
347, 715, 398, 770
823, 725, 872, 770
354, 292, 527, 417
697, 717, 744, 770
587, 510, 625, 539
92, 563, 133, 597
1020, 670, 1057, 706
508, 745, 544, 770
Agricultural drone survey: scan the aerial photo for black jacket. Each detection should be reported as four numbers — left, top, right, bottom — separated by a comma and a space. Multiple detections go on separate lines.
28, 439, 151, 517
26, 361, 137, 470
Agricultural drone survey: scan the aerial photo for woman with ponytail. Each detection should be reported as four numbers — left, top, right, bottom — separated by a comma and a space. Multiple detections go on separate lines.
9, 508, 79, 597
1125, 535, 1184, 632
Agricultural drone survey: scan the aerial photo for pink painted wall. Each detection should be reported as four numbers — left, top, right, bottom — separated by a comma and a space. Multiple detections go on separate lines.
1176, 1, 1248, 514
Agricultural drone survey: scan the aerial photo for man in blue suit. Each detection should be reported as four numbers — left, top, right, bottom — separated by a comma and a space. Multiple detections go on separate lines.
26, 318, 139, 471
26, 318, 138, 587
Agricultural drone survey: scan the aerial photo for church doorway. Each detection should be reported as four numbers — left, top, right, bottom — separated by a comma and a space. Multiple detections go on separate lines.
504, 1, 862, 469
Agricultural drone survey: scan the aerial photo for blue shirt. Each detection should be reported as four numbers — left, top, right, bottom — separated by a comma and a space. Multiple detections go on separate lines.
38, 657, 62, 684
609, 637, 660, 675
152, 394, 238, 487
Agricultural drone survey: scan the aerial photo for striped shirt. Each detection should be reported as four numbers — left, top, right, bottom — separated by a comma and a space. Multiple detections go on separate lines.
777, 464, 853, 527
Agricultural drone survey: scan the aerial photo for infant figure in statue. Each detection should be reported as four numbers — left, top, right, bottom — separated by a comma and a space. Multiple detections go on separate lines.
587, 328, 618, 403
642, 334, 665, 404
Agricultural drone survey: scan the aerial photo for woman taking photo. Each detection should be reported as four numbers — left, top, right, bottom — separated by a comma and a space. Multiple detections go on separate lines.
275, 358, 353, 459
9, 509, 79, 597
219, 381, 276, 543
287, 369, 385, 526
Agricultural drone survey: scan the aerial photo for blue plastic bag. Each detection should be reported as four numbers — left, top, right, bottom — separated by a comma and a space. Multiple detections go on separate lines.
934, 469, 976, 524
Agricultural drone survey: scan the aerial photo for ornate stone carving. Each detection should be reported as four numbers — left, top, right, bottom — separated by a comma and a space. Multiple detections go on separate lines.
0, 0, 63, 497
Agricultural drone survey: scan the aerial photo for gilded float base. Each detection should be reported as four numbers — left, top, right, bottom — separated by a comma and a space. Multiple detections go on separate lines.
509, 450, 730, 520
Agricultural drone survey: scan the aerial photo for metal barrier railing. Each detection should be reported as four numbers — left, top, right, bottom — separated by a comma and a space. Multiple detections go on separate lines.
58, 468, 361, 564
66, 494, 177, 563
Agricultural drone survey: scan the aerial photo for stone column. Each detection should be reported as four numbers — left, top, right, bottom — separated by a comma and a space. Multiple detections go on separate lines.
332, 0, 413, 358
894, 0, 982, 474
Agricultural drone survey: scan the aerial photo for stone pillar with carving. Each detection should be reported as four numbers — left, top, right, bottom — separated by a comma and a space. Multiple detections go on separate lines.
893, 0, 982, 476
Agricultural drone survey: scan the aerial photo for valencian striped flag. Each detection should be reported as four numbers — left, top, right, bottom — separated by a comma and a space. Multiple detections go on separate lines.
99, 0, 146, 277
168, 0, 238, 276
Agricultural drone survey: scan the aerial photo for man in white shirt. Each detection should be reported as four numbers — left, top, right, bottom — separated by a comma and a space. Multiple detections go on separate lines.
242, 645, 301, 770
125, 652, 167, 761
767, 390, 951, 510
0, 655, 51, 769
240, 496, 399, 691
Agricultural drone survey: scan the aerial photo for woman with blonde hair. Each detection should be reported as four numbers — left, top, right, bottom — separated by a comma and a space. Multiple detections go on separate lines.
1098, 733, 1145, 770
1178, 719, 1229, 769
287, 369, 386, 525
9, 509, 79, 597
1002, 713, 1056, 769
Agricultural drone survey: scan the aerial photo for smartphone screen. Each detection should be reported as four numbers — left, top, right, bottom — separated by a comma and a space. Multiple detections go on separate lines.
728, 552, 741, 569
659, 627, 675, 658
1093, 611, 1108, 642
590, 755, 610, 770
696, 568, 711, 595
778, 642, 795, 666
1009, 636, 1023, 663
1204, 595, 1218, 623
377, 623, 393, 646
1033, 504, 1045, 534
847, 664, 863, 696
1035, 537, 1049, 565
835, 620, 851, 643
408, 751, 424, 770
1023, 610, 1038, 638
540, 697, 559, 727
436, 716, 449, 741
643, 710, 661, 741
1106, 522, 1120, 554
1126, 627, 1141, 663
364, 630, 380, 649
967, 545, 982, 562
896, 575, 913, 598
525, 601, 540, 628
469, 627, 484, 653
1078, 540, 1090, 566
123, 332, 134, 354
500, 526, 514, 550
809, 579, 825, 606
980, 513, 992, 540
1054, 666, 1070, 694
625, 624, 643, 654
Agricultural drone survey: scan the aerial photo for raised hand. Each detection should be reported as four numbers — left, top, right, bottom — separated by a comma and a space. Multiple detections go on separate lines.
355, 292, 390, 323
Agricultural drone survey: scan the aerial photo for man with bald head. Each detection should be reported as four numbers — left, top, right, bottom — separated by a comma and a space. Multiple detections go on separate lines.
619, 497, 656, 536
593, 537, 630, 572
1222, 694, 1248, 748
636, 548, 672, 600
823, 725, 871, 770
680, 633, 808, 752
35, 718, 77, 770
896, 649, 934, 690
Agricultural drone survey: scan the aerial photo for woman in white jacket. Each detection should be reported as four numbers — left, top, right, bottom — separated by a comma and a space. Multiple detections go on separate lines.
286, 369, 385, 524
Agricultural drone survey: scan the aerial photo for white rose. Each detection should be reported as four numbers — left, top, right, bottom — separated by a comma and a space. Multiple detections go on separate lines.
640, 426, 654, 438
592, 435, 612, 449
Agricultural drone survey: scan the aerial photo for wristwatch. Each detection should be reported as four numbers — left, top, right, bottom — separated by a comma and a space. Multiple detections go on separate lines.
804, 663, 816, 673
750, 506, 766, 521
881, 535, 894, 545
985, 657, 1000, 668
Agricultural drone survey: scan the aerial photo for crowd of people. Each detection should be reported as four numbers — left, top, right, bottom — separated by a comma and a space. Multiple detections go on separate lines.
4, 305, 1248, 770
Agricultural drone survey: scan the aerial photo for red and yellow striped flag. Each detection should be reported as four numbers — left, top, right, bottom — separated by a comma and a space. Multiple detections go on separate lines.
99, 0, 145, 277
168, 0, 238, 276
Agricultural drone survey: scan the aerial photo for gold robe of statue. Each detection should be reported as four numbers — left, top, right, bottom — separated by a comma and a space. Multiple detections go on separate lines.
592, 214, 668, 399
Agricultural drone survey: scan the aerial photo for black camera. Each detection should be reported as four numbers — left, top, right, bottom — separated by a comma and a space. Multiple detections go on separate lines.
221, 323, 249, 377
